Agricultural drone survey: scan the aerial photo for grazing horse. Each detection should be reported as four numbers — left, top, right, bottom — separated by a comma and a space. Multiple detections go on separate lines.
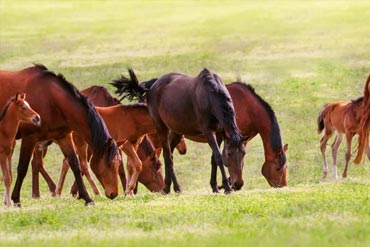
111, 68, 246, 193
171, 82, 288, 188
0, 93, 40, 207
0, 64, 120, 206
317, 97, 369, 179
31, 85, 164, 197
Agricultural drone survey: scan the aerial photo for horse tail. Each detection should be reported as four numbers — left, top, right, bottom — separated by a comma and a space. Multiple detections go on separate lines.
110, 68, 153, 102
317, 104, 328, 134
354, 73, 370, 164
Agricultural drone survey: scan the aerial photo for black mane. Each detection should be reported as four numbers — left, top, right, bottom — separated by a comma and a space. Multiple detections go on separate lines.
34, 64, 118, 163
233, 81, 285, 164
198, 69, 242, 147
351, 96, 363, 105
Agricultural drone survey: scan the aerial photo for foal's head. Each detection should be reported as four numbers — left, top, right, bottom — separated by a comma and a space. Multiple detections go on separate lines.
11, 93, 41, 126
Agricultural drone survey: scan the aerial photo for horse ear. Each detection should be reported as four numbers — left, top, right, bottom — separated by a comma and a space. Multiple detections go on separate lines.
15, 93, 21, 102
283, 144, 288, 152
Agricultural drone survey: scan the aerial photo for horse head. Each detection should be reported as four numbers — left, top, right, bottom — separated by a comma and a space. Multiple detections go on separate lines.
222, 133, 247, 191
139, 148, 165, 192
261, 144, 288, 187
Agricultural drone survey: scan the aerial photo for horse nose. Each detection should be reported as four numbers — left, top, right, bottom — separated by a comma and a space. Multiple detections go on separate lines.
108, 192, 118, 200
233, 181, 244, 191
33, 115, 41, 126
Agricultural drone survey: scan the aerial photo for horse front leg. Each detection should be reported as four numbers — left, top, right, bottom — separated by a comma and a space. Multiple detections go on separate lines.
55, 133, 93, 206
204, 130, 232, 194
343, 132, 353, 179
11, 137, 37, 207
0, 153, 12, 207
121, 143, 142, 196
55, 157, 69, 196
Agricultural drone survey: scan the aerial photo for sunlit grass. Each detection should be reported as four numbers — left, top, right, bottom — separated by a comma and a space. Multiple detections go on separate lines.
1, 0, 370, 246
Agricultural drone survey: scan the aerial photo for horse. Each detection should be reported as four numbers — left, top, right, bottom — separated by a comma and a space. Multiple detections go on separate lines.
169, 82, 288, 188
0, 64, 120, 206
31, 85, 164, 197
354, 74, 370, 164
0, 93, 41, 207
111, 68, 246, 193
317, 97, 370, 179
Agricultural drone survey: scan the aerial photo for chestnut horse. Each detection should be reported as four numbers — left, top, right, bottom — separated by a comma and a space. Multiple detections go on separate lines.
354, 74, 370, 164
31, 85, 164, 197
318, 97, 370, 180
0, 64, 120, 206
0, 93, 40, 207
170, 82, 288, 188
111, 68, 246, 193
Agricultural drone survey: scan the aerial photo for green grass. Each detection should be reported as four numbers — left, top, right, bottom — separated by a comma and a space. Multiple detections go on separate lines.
1, 0, 370, 246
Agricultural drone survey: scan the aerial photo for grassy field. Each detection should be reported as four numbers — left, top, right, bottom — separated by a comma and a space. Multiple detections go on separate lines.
1, 0, 370, 246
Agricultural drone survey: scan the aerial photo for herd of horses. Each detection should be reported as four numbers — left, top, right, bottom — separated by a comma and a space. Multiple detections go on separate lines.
0, 64, 368, 207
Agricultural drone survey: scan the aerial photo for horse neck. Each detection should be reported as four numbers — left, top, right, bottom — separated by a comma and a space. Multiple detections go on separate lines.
255, 111, 280, 162
0, 104, 21, 143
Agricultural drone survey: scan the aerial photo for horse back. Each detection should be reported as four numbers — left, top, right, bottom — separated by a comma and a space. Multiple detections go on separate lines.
148, 74, 202, 135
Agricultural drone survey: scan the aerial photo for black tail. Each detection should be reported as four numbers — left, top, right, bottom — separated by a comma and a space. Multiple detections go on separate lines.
317, 105, 326, 134
110, 68, 153, 102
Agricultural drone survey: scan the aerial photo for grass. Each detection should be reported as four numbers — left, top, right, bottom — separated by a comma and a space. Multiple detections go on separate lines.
1, 0, 370, 246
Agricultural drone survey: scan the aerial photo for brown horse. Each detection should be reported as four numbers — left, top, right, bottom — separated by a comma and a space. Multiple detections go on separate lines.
318, 97, 369, 179
0, 93, 40, 207
111, 68, 246, 193
0, 64, 120, 206
31, 85, 164, 197
354, 74, 370, 164
172, 82, 288, 188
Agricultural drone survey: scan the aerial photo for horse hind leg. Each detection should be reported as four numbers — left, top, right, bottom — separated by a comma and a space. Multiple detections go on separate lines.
320, 131, 332, 179
331, 133, 343, 180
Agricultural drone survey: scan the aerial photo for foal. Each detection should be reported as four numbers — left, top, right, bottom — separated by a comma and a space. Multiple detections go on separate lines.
317, 97, 369, 179
0, 93, 40, 207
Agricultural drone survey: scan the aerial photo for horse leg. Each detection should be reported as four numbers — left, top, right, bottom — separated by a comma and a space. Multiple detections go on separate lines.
366, 146, 370, 161
320, 132, 331, 179
204, 130, 232, 193
73, 143, 101, 196
55, 157, 69, 196
121, 143, 142, 196
11, 137, 37, 207
331, 133, 343, 180
343, 132, 353, 179
31, 148, 42, 198
37, 145, 57, 197
55, 134, 93, 205
118, 157, 126, 194
210, 135, 223, 193
0, 154, 12, 207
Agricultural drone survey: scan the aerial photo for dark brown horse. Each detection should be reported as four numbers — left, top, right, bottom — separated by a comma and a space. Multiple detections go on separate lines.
0, 93, 40, 207
171, 82, 288, 188
31, 85, 164, 197
111, 68, 246, 193
0, 64, 120, 206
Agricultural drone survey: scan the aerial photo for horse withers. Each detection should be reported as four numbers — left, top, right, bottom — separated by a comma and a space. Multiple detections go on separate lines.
0, 93, 40, 207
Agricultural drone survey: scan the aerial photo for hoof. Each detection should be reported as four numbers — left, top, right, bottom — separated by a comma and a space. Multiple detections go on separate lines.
14, 202, 21, 208
224, 189, 232, 195
163, 186, 171, 194
173, 185, 181, 193
85, 201, 95, 207
50, 192, 57, 197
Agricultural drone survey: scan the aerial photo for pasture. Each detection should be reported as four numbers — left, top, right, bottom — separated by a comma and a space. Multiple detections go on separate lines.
1, 0, 370, 246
